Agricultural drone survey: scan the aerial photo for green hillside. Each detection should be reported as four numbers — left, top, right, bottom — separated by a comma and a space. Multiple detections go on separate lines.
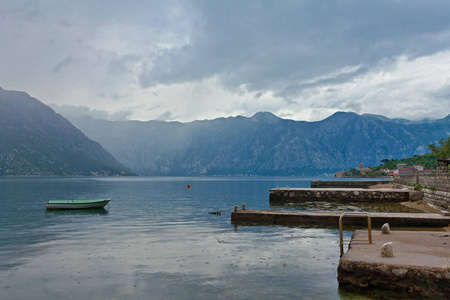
371, 153, 438, 172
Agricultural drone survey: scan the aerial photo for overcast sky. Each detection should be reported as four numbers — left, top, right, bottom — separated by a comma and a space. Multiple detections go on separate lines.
1, 0, 450, 122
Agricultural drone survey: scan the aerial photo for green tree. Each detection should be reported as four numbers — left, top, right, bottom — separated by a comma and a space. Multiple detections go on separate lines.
345, 168, 362, 177
380, 158, 390, 165
428, 137, 450, 159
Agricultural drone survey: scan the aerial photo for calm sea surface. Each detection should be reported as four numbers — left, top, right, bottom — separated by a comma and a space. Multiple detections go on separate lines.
0, 177, 413, 299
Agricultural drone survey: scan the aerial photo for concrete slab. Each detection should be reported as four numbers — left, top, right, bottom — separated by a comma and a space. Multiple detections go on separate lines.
338, 230, 450, 297
342, 230, 450, 267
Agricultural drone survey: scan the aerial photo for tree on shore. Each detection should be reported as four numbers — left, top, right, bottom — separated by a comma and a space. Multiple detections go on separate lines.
380, 158, 390, 165
428, 137, 450, 160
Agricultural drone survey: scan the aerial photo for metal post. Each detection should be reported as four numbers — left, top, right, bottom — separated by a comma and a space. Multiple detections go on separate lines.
339, 212, 372, 257
339, 215, 344, 256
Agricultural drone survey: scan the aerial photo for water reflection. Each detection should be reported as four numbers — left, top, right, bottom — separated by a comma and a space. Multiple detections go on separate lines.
338, 283, 413, 299
0, 177, 383, 299
45, 208, 109, 216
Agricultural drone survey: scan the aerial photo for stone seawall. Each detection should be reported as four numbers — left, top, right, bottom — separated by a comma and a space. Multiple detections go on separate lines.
394, 174, 450, 192
423, 189, 450, 212
269, 188, 420, 203
394, 174, 450, 214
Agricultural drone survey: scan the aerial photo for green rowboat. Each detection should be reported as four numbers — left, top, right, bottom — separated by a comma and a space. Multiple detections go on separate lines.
45, 199, 111, 210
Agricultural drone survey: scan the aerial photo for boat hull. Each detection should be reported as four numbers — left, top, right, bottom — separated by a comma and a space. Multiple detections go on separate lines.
45, 199, 111, 210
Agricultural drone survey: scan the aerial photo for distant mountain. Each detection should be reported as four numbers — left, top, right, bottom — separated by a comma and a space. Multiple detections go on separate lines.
0, 87, 134, 176
65, 111, 450, 176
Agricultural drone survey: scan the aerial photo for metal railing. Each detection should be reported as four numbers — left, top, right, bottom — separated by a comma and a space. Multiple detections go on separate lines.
339, 212, 372, 257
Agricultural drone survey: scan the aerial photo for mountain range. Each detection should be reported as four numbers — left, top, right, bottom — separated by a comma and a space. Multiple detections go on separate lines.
65, 110, 450, 176
1, 86, 448, 177
0, 87, 134, 176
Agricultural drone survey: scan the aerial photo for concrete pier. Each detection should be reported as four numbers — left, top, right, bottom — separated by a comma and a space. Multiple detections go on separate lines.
231, 209, 450, 227
311, 180, 392, 188
338, 230, 450, 297
270, 188, 423, 204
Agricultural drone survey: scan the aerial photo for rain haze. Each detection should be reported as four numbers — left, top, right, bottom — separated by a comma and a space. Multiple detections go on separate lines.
1, 0, 450, 122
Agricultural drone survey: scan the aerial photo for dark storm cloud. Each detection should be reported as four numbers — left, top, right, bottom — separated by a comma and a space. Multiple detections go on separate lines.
278, 66, 369, 99
2, 0, 450, 122
140, 0, 450, 95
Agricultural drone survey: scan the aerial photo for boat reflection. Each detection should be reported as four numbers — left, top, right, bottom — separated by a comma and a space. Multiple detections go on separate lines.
45, 207, 109, 215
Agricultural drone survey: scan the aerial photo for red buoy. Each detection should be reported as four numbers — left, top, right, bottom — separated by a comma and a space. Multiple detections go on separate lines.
187, 184, 191, 189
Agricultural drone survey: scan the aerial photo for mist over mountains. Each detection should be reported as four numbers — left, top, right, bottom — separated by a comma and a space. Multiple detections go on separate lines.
1, 85, 448, 177
66, 111, 450, 176
0, 87, 134, 176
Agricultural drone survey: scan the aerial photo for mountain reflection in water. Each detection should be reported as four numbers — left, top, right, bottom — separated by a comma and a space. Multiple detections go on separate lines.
0, 177, 421, 299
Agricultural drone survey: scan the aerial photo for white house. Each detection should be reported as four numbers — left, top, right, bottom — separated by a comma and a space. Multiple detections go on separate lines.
413, 164, 424, 171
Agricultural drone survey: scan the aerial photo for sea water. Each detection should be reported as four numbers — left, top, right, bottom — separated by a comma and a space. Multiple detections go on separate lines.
0, 177, 412, 299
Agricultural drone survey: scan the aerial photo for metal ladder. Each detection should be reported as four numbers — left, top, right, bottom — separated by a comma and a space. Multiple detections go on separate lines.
339, 212, 372, 257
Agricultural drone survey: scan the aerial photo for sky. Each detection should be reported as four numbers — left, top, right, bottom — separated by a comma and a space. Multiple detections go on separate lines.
1, 0, 450, 122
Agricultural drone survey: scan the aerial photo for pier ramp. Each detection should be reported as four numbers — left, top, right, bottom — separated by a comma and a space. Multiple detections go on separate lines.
231, 209, 450, 228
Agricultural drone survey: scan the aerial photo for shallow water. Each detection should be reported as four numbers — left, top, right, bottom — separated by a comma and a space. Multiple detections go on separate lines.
0, 177, 416, 299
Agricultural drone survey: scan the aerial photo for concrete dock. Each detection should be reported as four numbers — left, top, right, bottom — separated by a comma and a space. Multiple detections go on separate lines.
231, 209, 450, 227
270, 188, 423, 204
311, 180, 392, 188
338, 230, 450, 297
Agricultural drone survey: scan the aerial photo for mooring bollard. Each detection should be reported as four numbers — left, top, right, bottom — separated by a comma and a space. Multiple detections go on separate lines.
242, 204, 246, 210
381, 242, 394, 257
234, 205, 238, 212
